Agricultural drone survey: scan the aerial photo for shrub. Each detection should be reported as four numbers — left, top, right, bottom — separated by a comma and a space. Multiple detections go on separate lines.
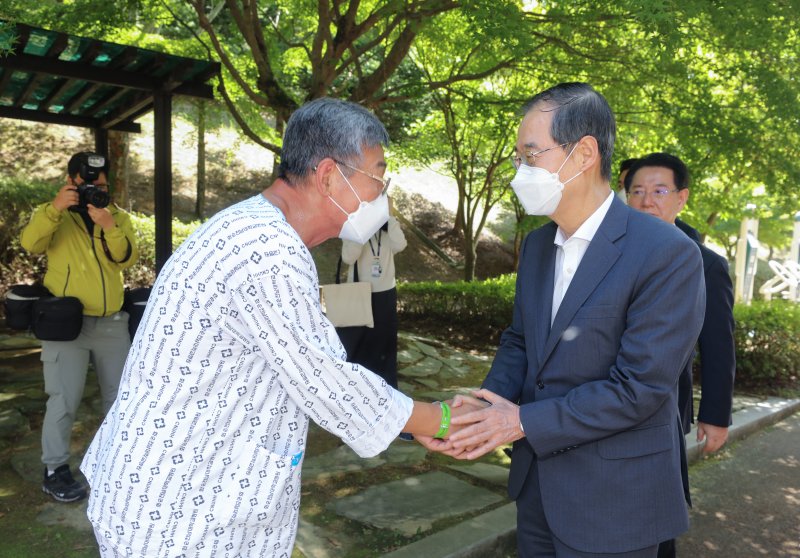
733, 300, 800, 391
125, 213, 201, 287
398, 274, 516, 331
0, 177, 60, 290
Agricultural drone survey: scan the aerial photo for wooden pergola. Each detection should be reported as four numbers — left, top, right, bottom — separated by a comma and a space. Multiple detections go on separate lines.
0, 20, 220, 272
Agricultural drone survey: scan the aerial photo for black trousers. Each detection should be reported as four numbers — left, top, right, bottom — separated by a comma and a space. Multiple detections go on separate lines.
336, 287, 398, 389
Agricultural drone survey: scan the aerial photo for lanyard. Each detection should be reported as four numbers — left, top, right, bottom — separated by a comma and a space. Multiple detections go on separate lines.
368, 230, 382, 257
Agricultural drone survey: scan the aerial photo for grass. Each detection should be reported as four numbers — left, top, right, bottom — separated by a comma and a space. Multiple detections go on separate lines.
0, 450, 99, 558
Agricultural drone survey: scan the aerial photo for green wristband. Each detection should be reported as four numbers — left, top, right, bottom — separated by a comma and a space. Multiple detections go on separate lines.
434, 401, 451, 439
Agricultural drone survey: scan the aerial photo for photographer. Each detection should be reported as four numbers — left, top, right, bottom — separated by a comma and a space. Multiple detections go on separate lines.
20, 151, 138, 503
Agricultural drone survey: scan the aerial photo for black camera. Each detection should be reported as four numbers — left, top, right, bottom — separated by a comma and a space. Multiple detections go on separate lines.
68, 153, 110, 212
73, 184, 110, 210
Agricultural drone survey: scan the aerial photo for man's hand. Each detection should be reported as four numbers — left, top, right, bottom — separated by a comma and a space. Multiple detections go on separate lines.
52, 183, 79, 212
415, 396, 488, 458
447, 389, 525, 460
87, 204, 115, 230
697, 422, 728, 454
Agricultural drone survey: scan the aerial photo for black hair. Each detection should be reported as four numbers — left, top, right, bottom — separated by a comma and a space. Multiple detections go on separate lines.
278, 98, 389, 184
521, 82, 616, 181
624, 152, 689, 192
619, 158, 639, 173
67, 151, 109, 180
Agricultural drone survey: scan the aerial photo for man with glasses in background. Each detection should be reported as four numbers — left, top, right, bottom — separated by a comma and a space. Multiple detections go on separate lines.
625, 152, 736, 558
431, 83, 706, 557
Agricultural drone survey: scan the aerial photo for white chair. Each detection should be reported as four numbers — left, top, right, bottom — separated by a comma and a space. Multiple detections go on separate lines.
759, 260, 800, 301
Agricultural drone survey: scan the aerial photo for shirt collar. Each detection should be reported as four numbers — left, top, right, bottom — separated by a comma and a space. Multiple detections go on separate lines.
554, 191, 615, 247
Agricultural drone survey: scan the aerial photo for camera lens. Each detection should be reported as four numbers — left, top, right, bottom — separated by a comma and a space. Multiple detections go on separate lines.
84, 186, 110, 208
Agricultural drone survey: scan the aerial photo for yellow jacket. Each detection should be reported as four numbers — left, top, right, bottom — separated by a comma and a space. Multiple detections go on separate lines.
20, 202, 139, 317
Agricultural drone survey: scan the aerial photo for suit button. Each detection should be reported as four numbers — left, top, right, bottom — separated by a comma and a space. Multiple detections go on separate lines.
537, 380, 545, 389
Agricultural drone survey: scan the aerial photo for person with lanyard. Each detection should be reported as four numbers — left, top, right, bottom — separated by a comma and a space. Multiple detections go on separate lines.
339, 200, 407, 391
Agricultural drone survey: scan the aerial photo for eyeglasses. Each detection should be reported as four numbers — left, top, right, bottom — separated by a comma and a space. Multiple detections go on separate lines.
628, 188, 679, 200
335, 160, 391, 196
511, 142, 571, 169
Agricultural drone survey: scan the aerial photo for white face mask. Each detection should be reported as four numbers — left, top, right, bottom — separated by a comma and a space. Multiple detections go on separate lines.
329, 165, 389, 244
510, 143, 582, 215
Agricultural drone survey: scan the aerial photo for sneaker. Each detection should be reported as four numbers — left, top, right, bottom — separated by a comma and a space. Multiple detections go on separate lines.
42, 465, 87, 503
398, 432, 415, 442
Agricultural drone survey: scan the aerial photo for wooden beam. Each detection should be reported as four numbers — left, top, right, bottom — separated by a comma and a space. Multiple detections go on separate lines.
99, 91, 152, 129
44, 33, 69, 58
0, 105, 140, 132
39, 77, 74, 110
88, 87, 131, 117
62, 82, 102, 114
15, 72, 46, 107
153, 92, 173, 273
0, 52, 161, 91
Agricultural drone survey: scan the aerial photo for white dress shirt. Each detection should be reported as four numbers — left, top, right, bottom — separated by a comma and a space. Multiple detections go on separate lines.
552, 192, 615, 323
82, 194, 413, 557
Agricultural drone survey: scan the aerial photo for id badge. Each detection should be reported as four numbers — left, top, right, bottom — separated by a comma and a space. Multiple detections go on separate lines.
371, 259, 382, 277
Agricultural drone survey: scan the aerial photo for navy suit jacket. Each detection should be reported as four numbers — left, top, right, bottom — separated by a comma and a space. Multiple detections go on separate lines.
483, 196, 705, 553
677, 239, 736, 434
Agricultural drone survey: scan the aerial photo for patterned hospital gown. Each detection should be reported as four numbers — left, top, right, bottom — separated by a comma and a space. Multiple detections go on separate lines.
81, 194, 413, 557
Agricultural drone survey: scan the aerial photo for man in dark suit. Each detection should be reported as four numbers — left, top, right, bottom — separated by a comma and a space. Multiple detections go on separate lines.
438, 83, 706, 557
625, 152, 736, 557
625, 153, 735, 450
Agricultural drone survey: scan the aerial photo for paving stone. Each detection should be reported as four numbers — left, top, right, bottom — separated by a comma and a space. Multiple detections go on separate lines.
302, 444, 385, 480
414, 378, 440, 389
329, 471, 503, 536
397, 348, 422, 364
399, 357, 442, 378
36, 500, 93, 532
0, 407, 29, 438
447, 463, 509, 487
295, 518, 353, 558
303, 441, 427, 482
383, 442, 427, 465
381, 502, 516, 558
397, 381, 416, 394
436, 365, 467, 380
413, 342, 441, 358
0, 335, 40, 350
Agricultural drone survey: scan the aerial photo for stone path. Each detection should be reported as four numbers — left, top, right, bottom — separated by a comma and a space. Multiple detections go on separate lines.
3, 329, 794, 558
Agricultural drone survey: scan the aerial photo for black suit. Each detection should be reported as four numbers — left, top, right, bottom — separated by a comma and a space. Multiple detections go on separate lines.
676, 224, 736, 434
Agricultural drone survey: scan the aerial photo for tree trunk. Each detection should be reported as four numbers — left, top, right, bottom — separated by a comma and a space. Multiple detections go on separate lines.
195, 101, 207, 220
108, 130, 130, 209
463, 229, 477, 282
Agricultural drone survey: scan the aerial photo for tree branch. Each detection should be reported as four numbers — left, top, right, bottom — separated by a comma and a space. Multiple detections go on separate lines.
216, 79, 282, 155
187, 0, 272, 108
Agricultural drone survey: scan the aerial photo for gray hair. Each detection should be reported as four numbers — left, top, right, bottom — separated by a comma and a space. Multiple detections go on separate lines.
522, 83, 616, 181
278, 98, 389, 183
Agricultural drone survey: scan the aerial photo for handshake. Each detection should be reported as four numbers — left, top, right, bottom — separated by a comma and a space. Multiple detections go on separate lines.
417, 389, 526, 460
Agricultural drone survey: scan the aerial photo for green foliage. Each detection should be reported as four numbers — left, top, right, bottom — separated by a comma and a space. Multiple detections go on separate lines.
398, 274, 516, 330
125, 212, 200, 287
733, 300, 800, 391
0, 177, 59, 285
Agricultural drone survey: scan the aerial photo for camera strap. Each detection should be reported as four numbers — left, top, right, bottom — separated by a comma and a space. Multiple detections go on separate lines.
100, 228, 133, 264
